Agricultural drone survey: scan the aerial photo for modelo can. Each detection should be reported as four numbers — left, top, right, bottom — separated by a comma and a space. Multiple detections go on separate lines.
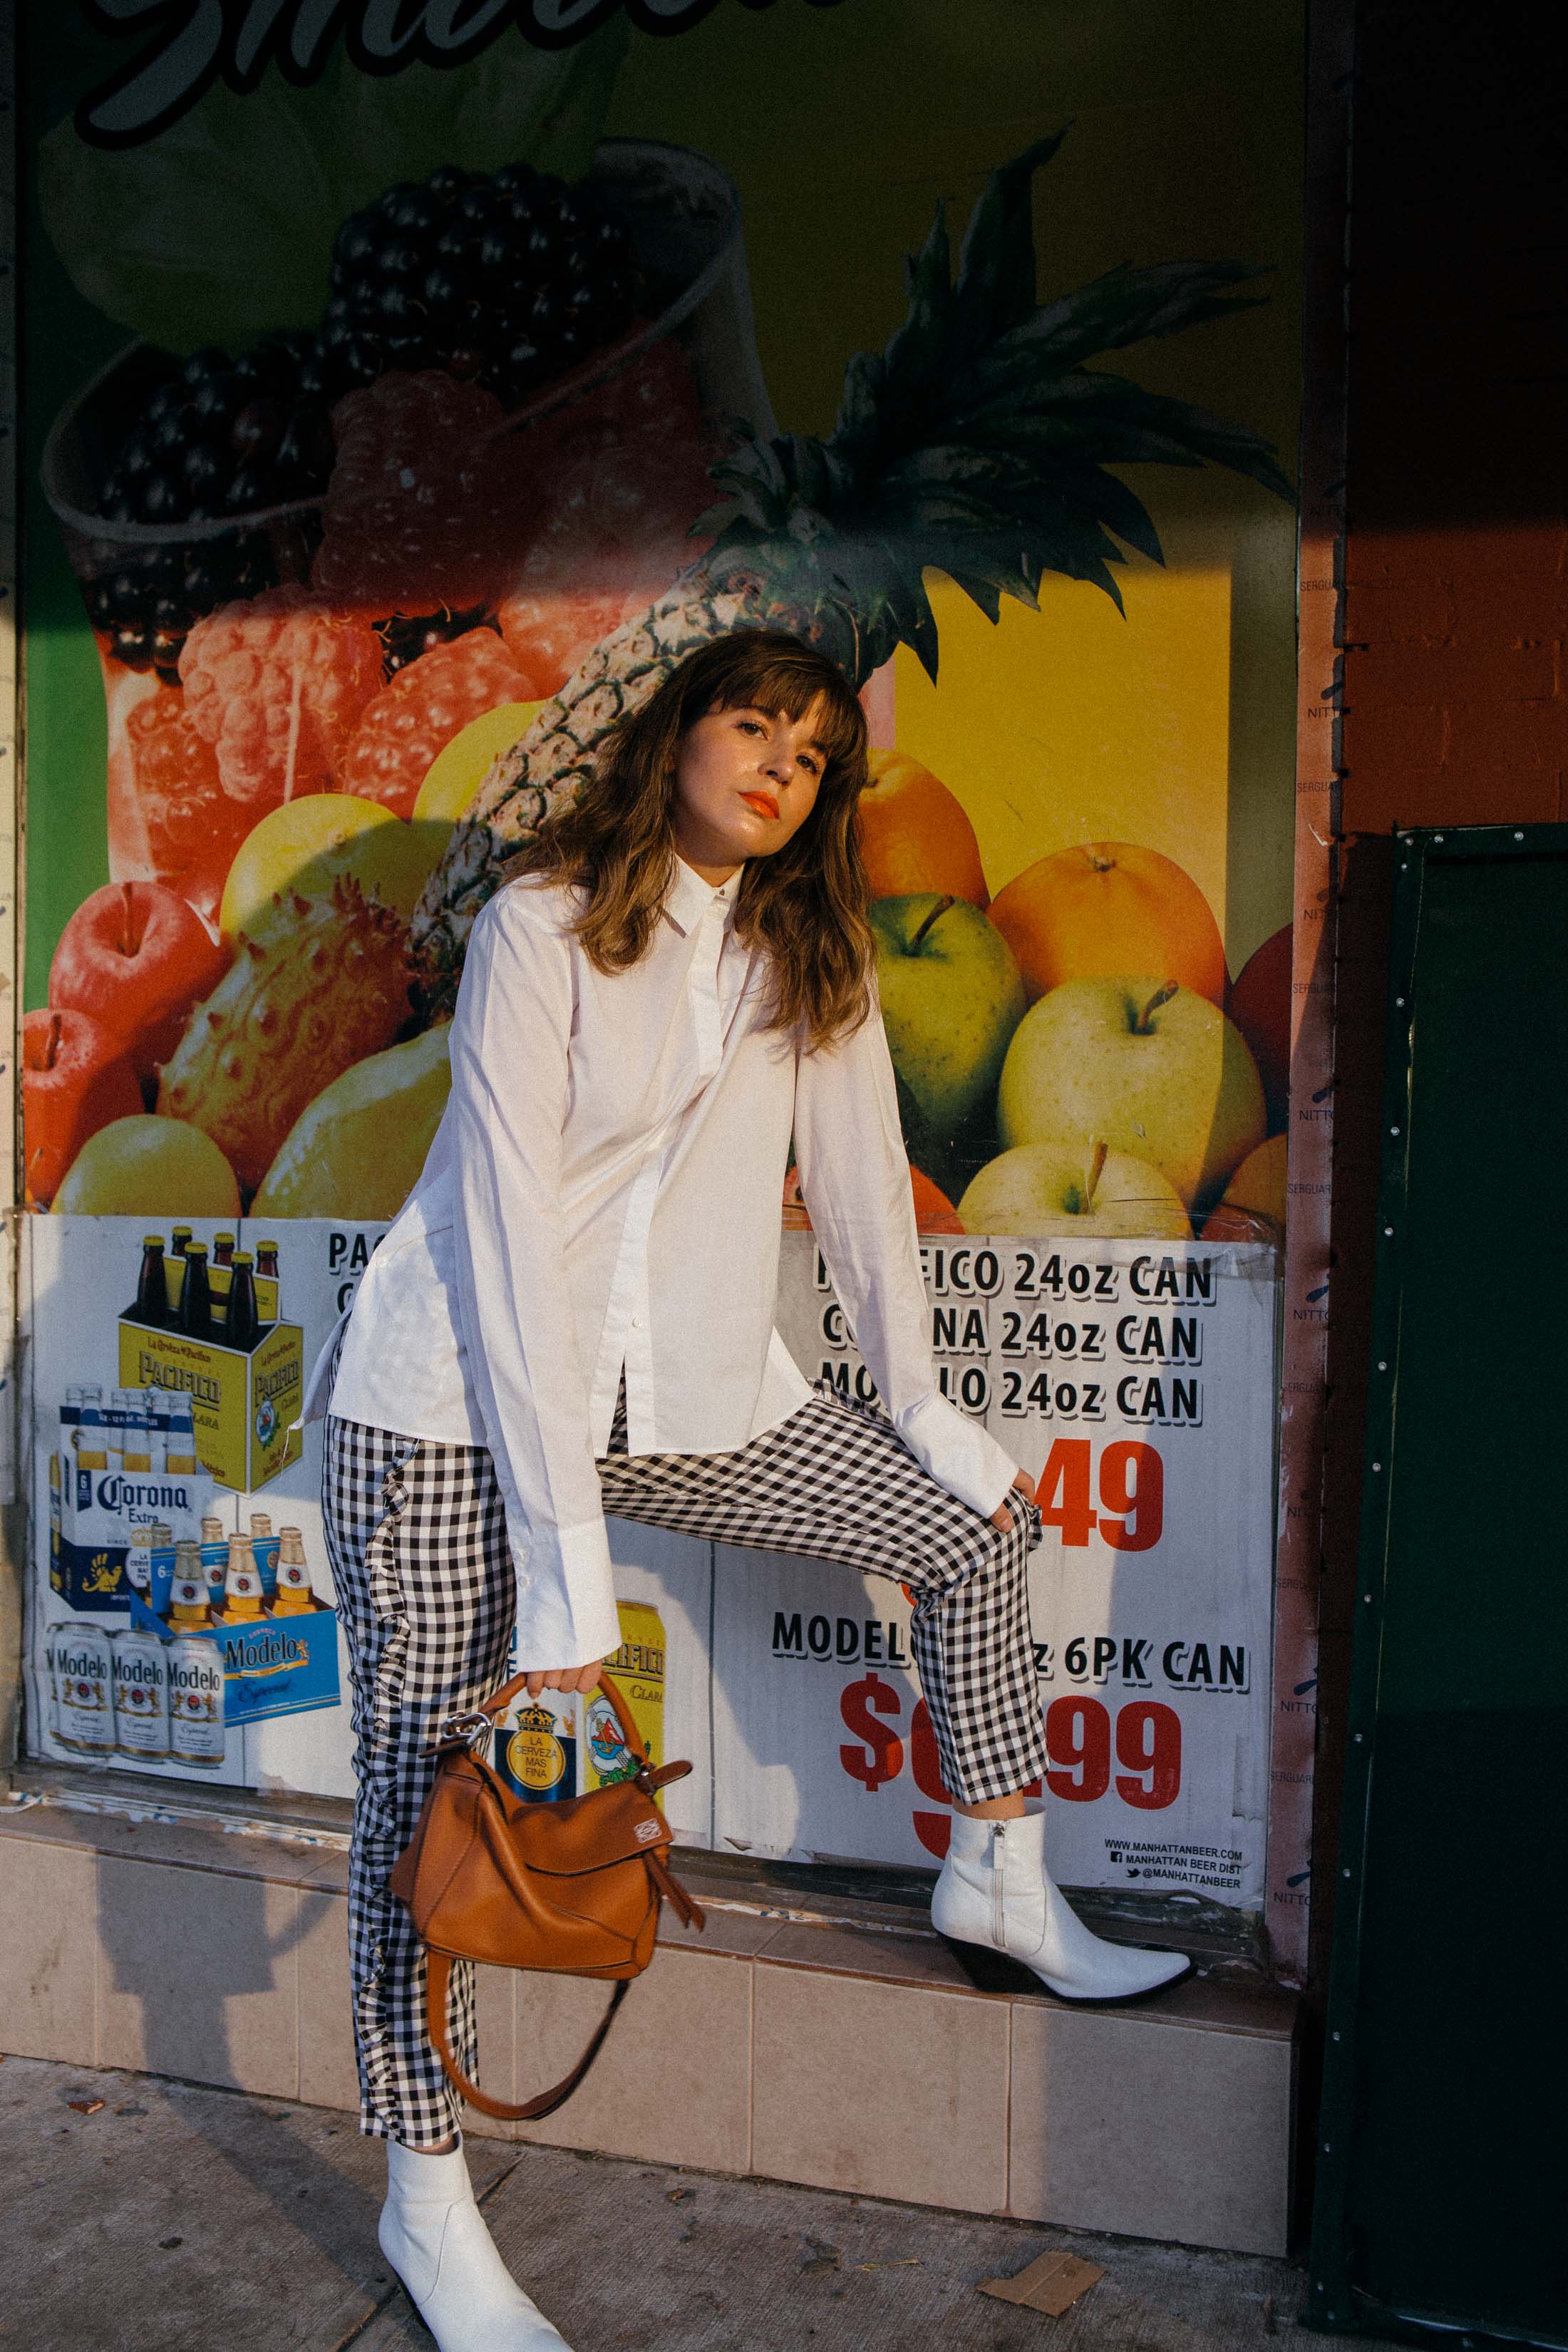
167, 1636, 226, 1768
112, 1626, 170, 1760
51, 1620, 117, 1755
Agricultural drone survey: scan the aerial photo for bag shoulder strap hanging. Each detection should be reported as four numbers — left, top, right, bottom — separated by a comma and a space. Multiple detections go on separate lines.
392, 1665, 705, 2124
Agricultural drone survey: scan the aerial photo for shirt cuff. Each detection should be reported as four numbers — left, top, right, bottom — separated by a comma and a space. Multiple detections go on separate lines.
505, 1507, 623, 1666
895, 1390, 1019, 1520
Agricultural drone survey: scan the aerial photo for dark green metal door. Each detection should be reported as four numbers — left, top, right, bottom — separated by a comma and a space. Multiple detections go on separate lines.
1307, 825, 1568, 2347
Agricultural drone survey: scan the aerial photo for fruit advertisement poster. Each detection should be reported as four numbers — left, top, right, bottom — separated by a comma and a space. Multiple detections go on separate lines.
18, 0, 1305, 1917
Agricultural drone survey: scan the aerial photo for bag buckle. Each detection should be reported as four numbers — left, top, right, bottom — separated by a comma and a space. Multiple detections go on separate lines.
433, 1709, 492, 1753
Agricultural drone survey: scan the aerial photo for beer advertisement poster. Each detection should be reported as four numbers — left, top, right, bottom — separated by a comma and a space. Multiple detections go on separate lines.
18, 1, 1304, 1931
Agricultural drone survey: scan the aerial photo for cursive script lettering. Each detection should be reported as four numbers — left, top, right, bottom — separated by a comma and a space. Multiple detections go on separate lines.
78, 0, 842, 149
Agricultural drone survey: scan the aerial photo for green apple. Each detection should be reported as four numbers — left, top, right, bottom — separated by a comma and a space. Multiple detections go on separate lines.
872, 894, 1025, 1157
958, 1138, 1191, 1237
997, 976, 1265, 1208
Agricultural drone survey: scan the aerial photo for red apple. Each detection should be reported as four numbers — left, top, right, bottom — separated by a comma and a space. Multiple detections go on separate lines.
48, 881, 229, 1083
23, 1009, 143, 1205
1227, 924, 1294, 1133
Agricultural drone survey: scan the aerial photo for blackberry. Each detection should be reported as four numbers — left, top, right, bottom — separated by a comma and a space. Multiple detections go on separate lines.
376, 603, 495, 679
83, 532, 277, 681
321, 155, 638, 410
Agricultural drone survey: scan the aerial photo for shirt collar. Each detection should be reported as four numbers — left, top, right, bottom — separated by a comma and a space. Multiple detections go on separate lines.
664, 854, 745, 938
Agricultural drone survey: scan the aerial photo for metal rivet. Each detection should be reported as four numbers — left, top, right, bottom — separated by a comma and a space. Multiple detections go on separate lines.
1515, 831, 1525, 840
1354, 1733, 1363, 1743
1396, 996, 1405, 1006
1331, 2032, 1341, 2042
1434, 833, 1444, 842
1383, 1226, 1394, 1236
1390, 1125, 1401, 1135
1363, 1592, 1373, 1602
1342, 1868, 1351, 1878
1323, 2142, 1332, 2153
1371, 1462, 1382, 1472
1378, 1360, 1388, 1371
1400, 862, 1408, 870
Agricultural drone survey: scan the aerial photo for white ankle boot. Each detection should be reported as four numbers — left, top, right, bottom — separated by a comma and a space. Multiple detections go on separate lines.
378, 2136, 572, 2351
932, 1805, 1190, 2001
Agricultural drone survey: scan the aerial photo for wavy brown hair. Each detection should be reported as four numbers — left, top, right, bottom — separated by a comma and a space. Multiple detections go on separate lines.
507, 630, 875, 1049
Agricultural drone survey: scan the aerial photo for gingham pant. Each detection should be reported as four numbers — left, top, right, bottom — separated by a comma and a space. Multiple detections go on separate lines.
321, 1371, 1046, 2147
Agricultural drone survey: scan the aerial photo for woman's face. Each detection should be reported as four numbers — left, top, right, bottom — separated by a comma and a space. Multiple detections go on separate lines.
670, 700, 827, 879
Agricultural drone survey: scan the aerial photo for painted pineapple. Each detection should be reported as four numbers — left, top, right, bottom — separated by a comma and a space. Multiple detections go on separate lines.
411, 133, 1293, 1013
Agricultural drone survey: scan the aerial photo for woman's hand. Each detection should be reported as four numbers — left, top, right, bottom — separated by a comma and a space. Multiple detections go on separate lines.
989, 1468, 1037, 1532
522, 1660, 607, 1698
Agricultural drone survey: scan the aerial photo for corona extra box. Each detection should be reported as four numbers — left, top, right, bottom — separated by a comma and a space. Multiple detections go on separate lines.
48, 1452, 125, 1612
127, 1585, 341, 1723
118, 1313, 304, 1494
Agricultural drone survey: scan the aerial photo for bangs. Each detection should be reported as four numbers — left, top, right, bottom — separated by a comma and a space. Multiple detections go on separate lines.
695, 640, 867, 785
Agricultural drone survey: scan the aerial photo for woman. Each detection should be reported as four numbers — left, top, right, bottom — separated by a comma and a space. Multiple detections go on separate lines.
309, 627, 1187, 2352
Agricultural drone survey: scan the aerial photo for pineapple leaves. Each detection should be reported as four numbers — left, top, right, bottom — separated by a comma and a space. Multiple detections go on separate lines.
702, 128, 1296, 683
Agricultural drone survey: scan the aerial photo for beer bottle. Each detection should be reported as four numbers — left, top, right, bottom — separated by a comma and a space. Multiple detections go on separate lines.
170, 1227, 192, 1257
255, 1240, 279, 1281
249, 1512, 279, 1599
271, 1527, 315, 1615
212, 1232, 235, 1269
165, 1393, 198, 1476
199, 1515, 229, 1610
135, 1234, 168, 1329
222, 1530, 265, 1622
76, 1388, 109, 1473
179, 1242, 212, 1338
169, 1542, 210, 1626
225, 1252, 259, 1349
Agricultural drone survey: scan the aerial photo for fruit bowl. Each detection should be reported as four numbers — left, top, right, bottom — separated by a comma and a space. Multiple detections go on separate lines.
40, 139, 775, 922
41, 138, 774, 656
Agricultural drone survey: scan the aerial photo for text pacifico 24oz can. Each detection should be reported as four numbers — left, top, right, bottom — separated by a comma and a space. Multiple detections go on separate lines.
583, 1602, 666, 1791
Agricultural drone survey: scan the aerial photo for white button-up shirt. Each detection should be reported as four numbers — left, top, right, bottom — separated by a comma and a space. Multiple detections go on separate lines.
308, 856, 1018, 1666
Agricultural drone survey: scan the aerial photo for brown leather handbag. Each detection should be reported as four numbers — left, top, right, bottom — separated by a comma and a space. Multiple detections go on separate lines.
388, 1668, 705, 2122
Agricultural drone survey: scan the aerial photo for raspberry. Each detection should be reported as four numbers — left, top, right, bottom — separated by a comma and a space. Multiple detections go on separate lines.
312, 371, 537, 615
339, 628, 538, 817
110, 684, 257, 924
179, 587, 384, 804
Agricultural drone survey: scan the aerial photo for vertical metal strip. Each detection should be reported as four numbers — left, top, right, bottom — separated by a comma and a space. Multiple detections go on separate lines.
1266, 0, 1355, 1984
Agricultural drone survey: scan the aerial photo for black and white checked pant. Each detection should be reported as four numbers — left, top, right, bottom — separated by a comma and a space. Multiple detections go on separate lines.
321, 1371, 1046, 2147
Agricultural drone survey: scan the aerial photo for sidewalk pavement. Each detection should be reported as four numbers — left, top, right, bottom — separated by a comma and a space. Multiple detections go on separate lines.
6, 2053, 1368, 2352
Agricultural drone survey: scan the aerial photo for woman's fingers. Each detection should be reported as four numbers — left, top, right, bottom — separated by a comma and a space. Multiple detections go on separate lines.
522, 1661, 607, 1698
990, 1467, 1038, 1530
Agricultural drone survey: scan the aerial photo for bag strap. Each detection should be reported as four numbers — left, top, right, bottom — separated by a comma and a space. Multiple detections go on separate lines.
425, 1950, 630, 2123
438, 1664, 644, 1763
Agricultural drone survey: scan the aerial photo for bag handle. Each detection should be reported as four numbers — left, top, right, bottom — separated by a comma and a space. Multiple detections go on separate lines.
440, 1664, 644, 1762
425, 1951, 629, 2123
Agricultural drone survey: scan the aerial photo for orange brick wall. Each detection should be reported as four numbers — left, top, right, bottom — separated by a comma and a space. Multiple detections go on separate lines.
1307, 1, 1566, 1998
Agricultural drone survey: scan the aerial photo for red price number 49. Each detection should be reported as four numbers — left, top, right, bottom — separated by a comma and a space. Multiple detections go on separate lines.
1037, 1438, 1163, 1550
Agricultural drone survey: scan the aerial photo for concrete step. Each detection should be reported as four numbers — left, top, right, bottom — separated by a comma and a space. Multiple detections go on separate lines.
0, 1782, 1298, 2256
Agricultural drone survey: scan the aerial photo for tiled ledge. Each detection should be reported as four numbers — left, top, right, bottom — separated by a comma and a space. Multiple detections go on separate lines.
0, 1789, 1297, 2256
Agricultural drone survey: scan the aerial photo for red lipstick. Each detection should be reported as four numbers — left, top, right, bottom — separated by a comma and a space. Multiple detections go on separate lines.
740, 790, 779, 819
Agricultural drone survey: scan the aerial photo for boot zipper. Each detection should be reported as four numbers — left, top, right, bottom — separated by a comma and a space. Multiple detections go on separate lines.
991, 1822, 1006, 1945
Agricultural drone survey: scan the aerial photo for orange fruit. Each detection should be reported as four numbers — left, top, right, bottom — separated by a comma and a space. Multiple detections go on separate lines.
1227, 924, 1293, 1132
909, 1165, 965, 1234
988, 842, 1227, 1007
1200, 1132, 1288, 1241
855, 751, 989, 908
782, 1160, 964, 1234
